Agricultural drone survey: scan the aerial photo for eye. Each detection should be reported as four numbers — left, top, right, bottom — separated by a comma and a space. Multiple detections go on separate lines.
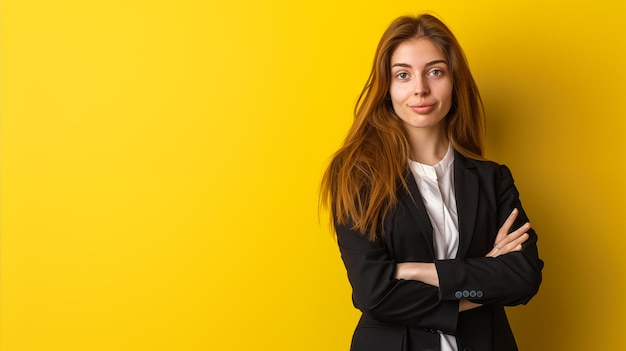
428, 69, 444, 77
395, 72, 410, 80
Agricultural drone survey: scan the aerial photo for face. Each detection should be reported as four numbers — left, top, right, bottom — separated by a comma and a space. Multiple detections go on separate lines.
389, 38, 453, 135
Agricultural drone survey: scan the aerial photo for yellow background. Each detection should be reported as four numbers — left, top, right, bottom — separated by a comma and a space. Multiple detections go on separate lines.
1, 0, 624, 350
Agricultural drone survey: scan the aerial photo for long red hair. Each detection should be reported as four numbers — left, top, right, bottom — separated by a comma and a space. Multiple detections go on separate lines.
321, 14, 485, 240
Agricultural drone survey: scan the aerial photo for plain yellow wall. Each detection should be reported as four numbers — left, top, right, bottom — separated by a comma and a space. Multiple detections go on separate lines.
1, 0, 625, 350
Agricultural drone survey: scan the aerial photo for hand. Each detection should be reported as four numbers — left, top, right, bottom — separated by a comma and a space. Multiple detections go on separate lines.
486, 208, 530, 258
394, 262, 439, 287
459, 300, 482, 312
395, 263, 480, 312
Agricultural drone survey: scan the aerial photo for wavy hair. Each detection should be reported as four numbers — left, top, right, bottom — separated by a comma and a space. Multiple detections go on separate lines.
321, 14, 485, 240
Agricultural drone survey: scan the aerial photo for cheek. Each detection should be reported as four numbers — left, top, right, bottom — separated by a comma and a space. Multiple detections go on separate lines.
445, 87, 453, 104
440, 82, 453, 106
389, 90, 404, 115
445, 80, 454, 100
389, 83, 408, 105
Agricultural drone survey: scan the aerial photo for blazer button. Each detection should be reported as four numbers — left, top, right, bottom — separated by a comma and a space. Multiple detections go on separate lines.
469, 290, 477, 298
455, 291, 463, 298
476, 291, 484, 298
462, 290, 470, 298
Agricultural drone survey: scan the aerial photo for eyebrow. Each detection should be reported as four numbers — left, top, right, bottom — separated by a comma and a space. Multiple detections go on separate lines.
391, 60, 448, 69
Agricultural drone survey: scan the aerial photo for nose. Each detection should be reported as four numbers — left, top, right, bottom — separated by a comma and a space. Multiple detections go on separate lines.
414, 78, 429, 96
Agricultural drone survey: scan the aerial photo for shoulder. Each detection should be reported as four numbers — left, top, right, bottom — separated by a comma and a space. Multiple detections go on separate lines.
454, 151, 515, 182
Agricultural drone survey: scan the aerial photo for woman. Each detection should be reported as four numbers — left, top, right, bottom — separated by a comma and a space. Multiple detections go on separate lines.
320, 14, 543, 351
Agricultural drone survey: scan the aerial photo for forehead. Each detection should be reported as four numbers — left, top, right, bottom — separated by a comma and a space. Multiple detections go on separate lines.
390, 38, 447, 66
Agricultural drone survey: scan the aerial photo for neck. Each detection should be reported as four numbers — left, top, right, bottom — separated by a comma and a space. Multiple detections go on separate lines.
407, 127, 449, 166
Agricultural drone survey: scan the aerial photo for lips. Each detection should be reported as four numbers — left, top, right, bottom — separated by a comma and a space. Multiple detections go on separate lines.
409, 103, 436, 114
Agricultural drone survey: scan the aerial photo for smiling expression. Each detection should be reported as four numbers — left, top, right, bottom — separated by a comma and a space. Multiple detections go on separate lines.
389, 38, 453, 135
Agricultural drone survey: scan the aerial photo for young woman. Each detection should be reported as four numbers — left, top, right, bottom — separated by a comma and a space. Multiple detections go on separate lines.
321, 14, 543, 351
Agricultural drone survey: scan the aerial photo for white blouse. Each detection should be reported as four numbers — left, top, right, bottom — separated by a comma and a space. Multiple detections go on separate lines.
408, 144, 459, 351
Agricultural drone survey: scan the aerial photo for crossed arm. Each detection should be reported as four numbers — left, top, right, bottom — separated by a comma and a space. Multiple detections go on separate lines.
336, 165, 543, 332
394, 208, 531, 312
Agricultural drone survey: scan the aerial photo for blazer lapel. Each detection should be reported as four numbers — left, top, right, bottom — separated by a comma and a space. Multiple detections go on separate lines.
400, 171, 435, 257
454, 151, 479, 258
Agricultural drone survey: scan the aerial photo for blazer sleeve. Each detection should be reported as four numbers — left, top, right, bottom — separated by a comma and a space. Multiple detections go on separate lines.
435, 165, 544, 306
336, 222, 460, 334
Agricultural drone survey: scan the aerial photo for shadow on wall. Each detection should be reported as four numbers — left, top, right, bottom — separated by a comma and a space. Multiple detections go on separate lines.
480, 72, 624, 349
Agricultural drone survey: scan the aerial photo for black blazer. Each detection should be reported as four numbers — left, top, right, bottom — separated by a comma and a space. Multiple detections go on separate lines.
336, 151, 543, 351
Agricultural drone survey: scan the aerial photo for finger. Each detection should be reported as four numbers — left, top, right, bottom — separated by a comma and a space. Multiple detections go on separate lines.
499, 233, 530, 254
485, 246, 500, 257
499, 209, 519, 234
497, 233, 529, 255
497, 222, 530, 244
486, 247, 500, 257
488, 224, 530, 257
509, 222, 530, 239
498, 222, 530, 246
495, 209, 519, 242
501, 223, 530, 248
488, 210, 527, 258
486, 241, 507, 257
